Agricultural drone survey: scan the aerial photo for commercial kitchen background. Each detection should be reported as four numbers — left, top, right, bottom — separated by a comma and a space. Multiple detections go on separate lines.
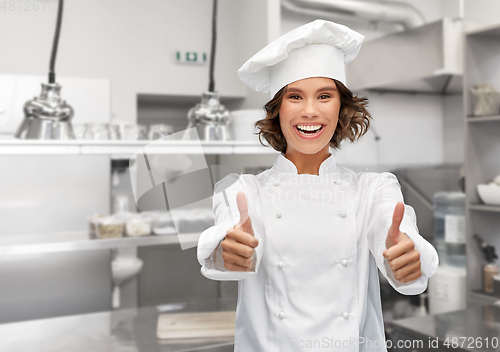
1, 0, 500, 351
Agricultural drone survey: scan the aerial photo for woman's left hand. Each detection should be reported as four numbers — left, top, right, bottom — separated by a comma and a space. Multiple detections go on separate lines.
383, 202, 422, 284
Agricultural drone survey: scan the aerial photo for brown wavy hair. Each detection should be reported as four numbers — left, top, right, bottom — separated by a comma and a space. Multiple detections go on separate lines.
254, 79, 372, 152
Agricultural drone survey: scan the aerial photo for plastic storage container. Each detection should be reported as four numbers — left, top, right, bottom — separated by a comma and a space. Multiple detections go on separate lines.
433, 191, 466, 268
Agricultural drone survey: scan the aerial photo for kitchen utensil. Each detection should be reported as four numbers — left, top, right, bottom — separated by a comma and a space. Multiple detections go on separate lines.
474, 233, 499, 293
477, 183, 500, 205
474, 233, 498, 264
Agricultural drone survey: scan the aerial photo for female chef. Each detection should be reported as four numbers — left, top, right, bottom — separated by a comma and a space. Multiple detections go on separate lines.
197, 19, 439, 352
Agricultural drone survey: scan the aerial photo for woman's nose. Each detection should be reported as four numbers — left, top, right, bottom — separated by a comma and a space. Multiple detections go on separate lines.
301, 99, 319, 118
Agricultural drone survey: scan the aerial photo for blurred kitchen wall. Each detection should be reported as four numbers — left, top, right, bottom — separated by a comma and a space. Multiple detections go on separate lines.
463, 0, 500, 32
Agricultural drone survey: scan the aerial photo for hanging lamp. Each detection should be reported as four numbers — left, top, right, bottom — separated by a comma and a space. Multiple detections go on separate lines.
15, 0, 75, 140
185, 0, 231, 141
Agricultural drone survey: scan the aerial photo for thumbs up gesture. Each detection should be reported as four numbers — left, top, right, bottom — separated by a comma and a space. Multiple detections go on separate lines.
382, 202, 422, 283
220, 191, 259, 272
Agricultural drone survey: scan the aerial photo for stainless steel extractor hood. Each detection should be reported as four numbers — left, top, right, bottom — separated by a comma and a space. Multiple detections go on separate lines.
282, 0, 426, 30
346, 18, 463, 94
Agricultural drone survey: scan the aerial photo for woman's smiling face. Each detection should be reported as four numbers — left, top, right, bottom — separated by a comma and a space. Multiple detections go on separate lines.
279, 77, 341, 156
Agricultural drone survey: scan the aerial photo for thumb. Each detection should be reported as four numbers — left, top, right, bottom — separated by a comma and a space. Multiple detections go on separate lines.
386, 202, 404, 249
236, 191, 254, 235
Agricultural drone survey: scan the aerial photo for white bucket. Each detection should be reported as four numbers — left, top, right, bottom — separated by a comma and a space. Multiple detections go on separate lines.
229, 109, 265, 142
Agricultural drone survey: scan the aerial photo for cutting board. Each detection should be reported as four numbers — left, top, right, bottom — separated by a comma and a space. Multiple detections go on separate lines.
157, 311, 236, 340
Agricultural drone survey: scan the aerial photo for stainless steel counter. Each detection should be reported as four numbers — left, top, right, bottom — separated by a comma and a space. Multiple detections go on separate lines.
388, 305, 500, 352
6, 297, 499, 352
0, 298, 237, 352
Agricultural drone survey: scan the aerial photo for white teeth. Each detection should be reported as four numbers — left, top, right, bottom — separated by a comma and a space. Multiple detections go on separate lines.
297, 125, 323, 136
297, 124, 322, 131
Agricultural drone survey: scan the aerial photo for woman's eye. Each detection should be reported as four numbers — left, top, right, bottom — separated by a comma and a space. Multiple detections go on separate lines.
289, 95, 301, 100
319, 94, 331, 100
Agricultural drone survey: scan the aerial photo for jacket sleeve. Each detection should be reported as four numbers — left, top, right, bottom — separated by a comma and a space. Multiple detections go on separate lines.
197, 173, 265, 281
366, 172, 439, 295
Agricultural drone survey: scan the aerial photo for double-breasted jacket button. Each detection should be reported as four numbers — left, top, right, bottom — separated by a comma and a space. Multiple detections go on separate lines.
343, 312, 349, 319
341, 259, 348, 267
273, 180, 280, 186
338, 211, 347, 218
276, 211, 282, 218
277, 261, 284, 269
278, 311, 285, 319
333, 179, 342, 185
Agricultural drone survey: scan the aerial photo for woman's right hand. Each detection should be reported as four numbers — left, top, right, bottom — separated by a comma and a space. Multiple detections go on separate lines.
220, 191, 259, 272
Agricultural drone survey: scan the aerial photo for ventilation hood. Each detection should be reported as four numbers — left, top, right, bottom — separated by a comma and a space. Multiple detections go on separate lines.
282, 0, 425, 30
346, 18, 463, 94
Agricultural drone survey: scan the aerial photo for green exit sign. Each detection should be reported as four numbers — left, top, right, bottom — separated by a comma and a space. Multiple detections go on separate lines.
176, 51, 207, 64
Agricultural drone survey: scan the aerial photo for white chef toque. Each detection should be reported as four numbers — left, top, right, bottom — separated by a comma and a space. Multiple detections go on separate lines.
237, 19, 364, 98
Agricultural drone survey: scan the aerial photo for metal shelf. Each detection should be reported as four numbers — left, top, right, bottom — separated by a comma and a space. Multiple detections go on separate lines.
466, 23, 500, 38
467, 115, 500, 123
0, 231, 200, 256
0, 140, 278, 156
469, 203, 500, 213
465, 26, 500, 309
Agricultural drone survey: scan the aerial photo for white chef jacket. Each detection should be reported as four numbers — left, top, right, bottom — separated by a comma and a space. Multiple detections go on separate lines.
197, 152, 439, 352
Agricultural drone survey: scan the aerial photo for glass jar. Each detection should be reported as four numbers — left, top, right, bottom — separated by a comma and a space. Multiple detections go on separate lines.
84, 123, 110, 140
108, 124, 121, 140
83, 123, 94, 140
433, 191, 466, 268
123, 124, 149, 140
138, 124, 149, 140
72, 124, 86, 139
149, 124, 173, 140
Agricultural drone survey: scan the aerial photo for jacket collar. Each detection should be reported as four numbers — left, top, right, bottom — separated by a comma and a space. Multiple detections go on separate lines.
272, 152, 338, 176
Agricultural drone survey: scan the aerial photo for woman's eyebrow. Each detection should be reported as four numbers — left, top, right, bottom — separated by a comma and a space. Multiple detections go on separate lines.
286, 86, 337, 93
316, 86, 337, 93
